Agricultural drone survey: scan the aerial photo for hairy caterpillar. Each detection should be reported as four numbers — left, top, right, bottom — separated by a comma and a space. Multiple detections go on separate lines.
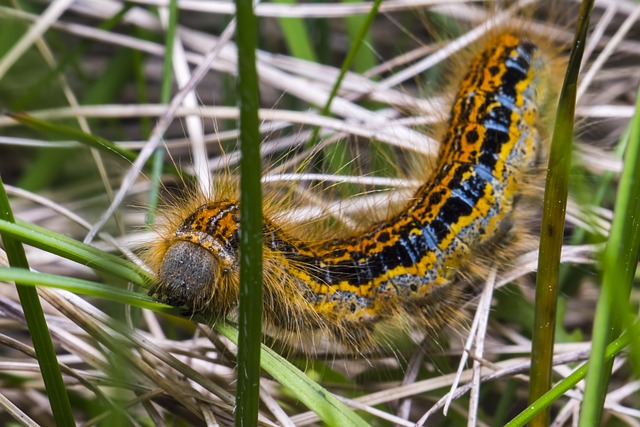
146, 32, 550, 352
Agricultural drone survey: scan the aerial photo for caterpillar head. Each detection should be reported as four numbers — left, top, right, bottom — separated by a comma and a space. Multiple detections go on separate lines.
150, 201, 241, 316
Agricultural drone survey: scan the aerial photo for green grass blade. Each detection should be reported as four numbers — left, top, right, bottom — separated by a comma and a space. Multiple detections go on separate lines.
307, 0, 382, 148
0, 267, 166, 311
4, 111, 138, 162
529, 1, 594, 425
145, 148, 166, 225
160, 0, 179, 105
507, 321, 640, 427
579, 81, 640, 425
145, 0, 177, 225
341, 0, 376, 73
0, 219, 150, 285
235, 0, 263, 424
273, 0, 317, 62
305, 0, 382, 192
0, 178, 75, 426
4, 111, 184, 178
216, 323, 369, 427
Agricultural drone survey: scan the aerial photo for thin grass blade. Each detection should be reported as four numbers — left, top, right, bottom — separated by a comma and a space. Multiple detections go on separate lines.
529, 1, 594, 425
507, 321, 640, 427
0, 267, 167, 311
307, 0, 382, 148
273, 0, 317, 62
579, 80, 640, 425
3, 111, 183, 177
235, 0, 263, 424
217, 323, 369, 427
0, 219, 149, 284
0, 177, 75, 426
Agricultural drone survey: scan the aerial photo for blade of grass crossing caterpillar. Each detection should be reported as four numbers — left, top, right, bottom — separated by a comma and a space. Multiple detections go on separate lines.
235, 0, 263, 424
0, 177, 75, 426
528, 1, 594, 425
216, 323, 370, 427
579, 80, 640, 425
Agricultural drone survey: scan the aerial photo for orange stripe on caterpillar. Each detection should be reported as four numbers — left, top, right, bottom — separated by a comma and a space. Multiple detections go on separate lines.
146, 33, 547, 351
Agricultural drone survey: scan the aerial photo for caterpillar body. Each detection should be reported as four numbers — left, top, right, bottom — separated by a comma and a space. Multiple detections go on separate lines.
147, 33, 549, 352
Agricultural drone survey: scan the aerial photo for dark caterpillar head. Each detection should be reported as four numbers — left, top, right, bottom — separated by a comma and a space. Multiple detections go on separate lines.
150, 201, 241, 316
156, 241, 219, 310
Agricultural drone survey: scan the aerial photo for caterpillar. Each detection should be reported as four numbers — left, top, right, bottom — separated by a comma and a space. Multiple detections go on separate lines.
146, 32, 550, 352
